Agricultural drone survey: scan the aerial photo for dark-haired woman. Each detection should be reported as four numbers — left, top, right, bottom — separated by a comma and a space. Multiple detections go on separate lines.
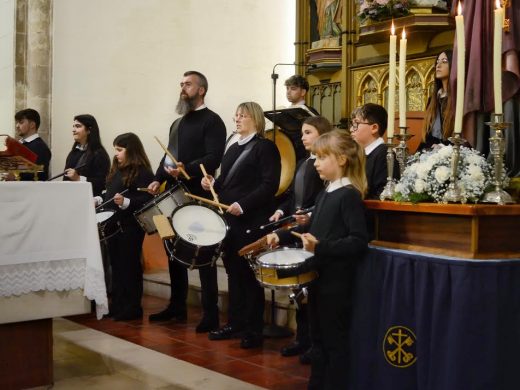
64, 114, 110, 196
95, 132, 154, 320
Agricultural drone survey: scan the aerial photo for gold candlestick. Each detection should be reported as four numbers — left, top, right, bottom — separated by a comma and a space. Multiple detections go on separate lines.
393, 126, 414, 176
442, 133, 467, 203
380, 139, 397, 200
482, 114, 514, 205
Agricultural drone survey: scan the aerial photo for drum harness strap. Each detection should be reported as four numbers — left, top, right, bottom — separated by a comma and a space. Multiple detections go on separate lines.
222, 137, 259, 188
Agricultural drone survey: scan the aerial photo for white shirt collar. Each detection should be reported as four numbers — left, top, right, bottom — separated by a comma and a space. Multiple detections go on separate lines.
308, 153, 316, 160
365, 137, 384, 155
20, 133, 39, 143
291, 101, 306, 107
76, 143, 88, 151
326, 177, 352, 192
237, 132, 256, 145
195, 103, 207, 111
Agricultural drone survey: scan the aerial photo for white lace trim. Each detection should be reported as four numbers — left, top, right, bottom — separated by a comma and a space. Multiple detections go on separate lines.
0, 258, 108, 319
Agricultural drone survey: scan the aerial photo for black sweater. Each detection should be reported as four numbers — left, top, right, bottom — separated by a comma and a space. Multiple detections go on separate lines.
155, 108, 226, 196
64, 147, 110, 197
279, 185, 368, 294
103, 168, 154, 229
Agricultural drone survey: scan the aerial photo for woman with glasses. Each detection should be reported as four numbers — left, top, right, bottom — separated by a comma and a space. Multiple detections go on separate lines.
201, 101, 281, 349
419, 50, 455, 150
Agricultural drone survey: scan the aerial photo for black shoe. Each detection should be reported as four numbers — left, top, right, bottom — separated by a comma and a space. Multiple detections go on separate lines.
148, 307, 187, 322
114, 308, 143, 321
240, 332, 264, 349
195, 317, 219, 333
299, 346, 315, 365
280, 340, 310, 357
208, 324, 243, 340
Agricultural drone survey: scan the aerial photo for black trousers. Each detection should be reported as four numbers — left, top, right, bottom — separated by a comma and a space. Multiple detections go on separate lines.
108, 224, 144, 315
307, 288, 352, 390
222, 251, 265, 333
166, 249, 219, 320
295, 303, 310, 346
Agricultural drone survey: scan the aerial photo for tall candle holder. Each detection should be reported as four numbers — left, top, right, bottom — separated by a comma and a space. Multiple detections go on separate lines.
482, 113, 514, 205
380, 139, 397, 200
442, 132, 466, 203
394, 126, 413, 176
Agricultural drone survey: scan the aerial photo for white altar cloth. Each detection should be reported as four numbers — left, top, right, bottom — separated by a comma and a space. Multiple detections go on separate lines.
0, 182, 108, 318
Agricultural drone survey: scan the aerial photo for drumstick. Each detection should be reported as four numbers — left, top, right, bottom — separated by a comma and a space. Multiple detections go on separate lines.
95, 189, 129, 210
154, 136, 190, 180
184, 192, 230, 210
291, 231, 303, 239
200, 163, 223, 214
137, 187, 150, 192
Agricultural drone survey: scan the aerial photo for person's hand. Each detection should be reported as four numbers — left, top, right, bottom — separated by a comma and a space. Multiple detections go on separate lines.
113, 193, 124, 206
269, 211, 282, 222
147, 181, 160, 195
226, 202, 242, 216
301, 233, 318, 253
64, 168, 79, 181
164, 161, 185, 178
201, 175, 214, 191
293, 210, 310, 226
266, 233, 280, 248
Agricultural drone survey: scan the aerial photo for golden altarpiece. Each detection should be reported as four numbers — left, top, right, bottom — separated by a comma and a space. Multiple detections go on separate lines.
296, 1, 454, 153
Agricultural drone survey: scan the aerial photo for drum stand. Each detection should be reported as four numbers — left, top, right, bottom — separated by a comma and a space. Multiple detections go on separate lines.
263, 289, 293, 338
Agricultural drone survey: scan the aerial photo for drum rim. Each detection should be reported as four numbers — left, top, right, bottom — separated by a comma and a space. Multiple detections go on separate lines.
255, 274, 318, 290
134, 181, 189, 214
170, 201, 229, 246
256, 247, 313, 268
96, 208, 117, 222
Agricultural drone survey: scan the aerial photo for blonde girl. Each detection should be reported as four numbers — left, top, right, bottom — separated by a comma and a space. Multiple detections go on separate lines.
268, 129, 368, 389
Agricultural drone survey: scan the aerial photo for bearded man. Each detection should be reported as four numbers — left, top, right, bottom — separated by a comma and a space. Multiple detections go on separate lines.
147, 70, 226, 332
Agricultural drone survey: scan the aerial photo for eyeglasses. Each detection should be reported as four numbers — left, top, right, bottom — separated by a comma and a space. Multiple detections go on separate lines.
232, 113, 251, 122
349, 120, 373, 131
436, 58, 449, 65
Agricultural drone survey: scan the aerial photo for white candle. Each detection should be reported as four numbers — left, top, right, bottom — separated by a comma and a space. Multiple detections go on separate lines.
388, 22, 397, 138
493, 0, 504, 115
454, 1, 465, 134
399, 28, 407, 128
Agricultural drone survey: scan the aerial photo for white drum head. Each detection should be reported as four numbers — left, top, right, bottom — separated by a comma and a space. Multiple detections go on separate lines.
257, 248, 313, 267
172, 205, 227, 246
96, 210, 115, 224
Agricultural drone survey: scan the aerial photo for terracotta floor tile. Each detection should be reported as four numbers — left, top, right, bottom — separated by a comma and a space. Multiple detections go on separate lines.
150, 343, 206, 357
67, 294, 310, 390
239, 368, 307, 388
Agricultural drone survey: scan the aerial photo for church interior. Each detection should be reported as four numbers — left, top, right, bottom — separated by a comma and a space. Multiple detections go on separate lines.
1, 1, 520, 389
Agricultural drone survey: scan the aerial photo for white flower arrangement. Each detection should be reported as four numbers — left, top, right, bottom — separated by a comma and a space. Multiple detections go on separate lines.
394, 144, 507, 203
357, 0, 411, 24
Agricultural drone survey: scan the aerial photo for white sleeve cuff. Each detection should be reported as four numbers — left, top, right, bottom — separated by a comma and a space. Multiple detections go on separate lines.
79, 175, 87, 182
119, 197, 130, 210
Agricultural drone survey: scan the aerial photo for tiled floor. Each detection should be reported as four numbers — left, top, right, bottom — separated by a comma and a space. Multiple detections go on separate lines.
67, 295, 309, 389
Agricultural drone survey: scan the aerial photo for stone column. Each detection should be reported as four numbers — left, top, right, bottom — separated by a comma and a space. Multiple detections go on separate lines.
15, 0, 52, 145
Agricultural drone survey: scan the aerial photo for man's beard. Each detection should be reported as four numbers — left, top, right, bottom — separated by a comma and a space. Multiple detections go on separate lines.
176, 94, 198, 115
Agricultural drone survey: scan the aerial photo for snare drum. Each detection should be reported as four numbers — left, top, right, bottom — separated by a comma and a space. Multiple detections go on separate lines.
167, 203, 228, 268
134, 183, 189, 234
95, 209, 121, 242
253, 247, 317, 289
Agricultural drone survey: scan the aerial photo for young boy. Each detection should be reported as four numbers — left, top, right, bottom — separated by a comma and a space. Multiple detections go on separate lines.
284, 75, 319, 160
350, 103, 393, 200
15, 108, 52, 180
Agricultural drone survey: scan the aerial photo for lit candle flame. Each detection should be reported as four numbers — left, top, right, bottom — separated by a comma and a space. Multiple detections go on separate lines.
402, 27, 406, 40
496, 0, 501, 9
458, 1, 463, 16
391, 21, 395, 36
